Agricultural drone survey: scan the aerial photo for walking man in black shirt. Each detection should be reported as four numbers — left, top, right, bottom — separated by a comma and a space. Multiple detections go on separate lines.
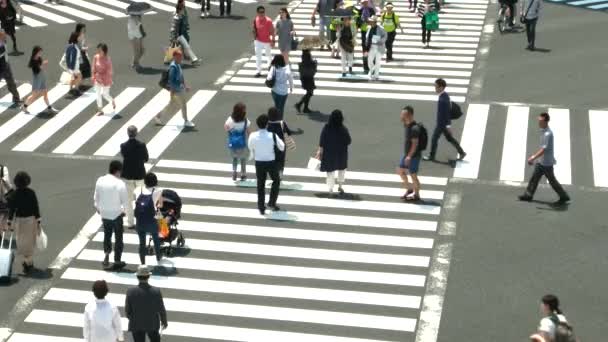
0, 31, 21, 106
397, 106, 423, 201
120, 125, 149, 230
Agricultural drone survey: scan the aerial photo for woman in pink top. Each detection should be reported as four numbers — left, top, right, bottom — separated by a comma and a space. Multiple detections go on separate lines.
91, 43, 116, 116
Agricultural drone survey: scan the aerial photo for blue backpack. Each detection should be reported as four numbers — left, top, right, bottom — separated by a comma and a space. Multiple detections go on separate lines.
134, 189, 156, 225
227, 120, 247, 150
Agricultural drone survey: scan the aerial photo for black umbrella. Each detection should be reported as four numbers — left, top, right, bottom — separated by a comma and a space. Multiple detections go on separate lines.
327, 7, 355, 18
126, 2, 153, 15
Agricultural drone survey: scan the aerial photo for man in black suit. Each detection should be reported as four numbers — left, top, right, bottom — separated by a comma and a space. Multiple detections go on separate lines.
125, 265, 168, 342
424, 78, 466, 162
120, 125, 149, 230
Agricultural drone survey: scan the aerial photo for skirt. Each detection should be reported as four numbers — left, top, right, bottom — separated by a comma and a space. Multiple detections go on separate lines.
32, 72, 47, 91
15, 216, 37, 258
229, 147, 249, 160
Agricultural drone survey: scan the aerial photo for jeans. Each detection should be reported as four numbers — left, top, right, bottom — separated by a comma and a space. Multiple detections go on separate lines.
177, 35, 198, 62
385, 31, 396, 60
130, 38, 145, 66
254, 40, 271, 73
132, 331, 161, 342
137, 224, 161, 264
255, 161, 281, 210
318, 15, 329, 41
525, 18, 538, 48
524, 164, 569, 199
102, 216, 124, 262
159, 91, 188, 122
429, 126, 465, 158
421, 17, 432, 44
271, 91, 288, 120
0, 64, 21, 102
220, 0, 232, 15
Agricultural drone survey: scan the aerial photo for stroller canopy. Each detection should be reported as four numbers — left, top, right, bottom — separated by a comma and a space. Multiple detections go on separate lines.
161, 189, 182, 219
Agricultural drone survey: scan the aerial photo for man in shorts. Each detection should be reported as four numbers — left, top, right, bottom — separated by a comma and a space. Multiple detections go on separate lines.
397, 106, 422, 201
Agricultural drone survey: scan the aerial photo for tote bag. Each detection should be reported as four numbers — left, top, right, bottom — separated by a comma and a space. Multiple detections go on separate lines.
425, 11, 439, 31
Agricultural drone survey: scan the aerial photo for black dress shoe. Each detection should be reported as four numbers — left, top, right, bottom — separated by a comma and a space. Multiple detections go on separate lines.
294, 102, 302, 114
518, 194, 533, 202
259, 207, 266, 215
552, 197, 570, 206
112, 261, 127, 270
268, 204, 281, 212
458, 152, 467, 160
102, 254, 110, 267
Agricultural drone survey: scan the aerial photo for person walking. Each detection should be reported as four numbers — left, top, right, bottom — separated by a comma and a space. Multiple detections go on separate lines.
328, 1, 342, 58
521, 0, 542, 51
199, 0, 210, 17
423, 78, 466, 162
171, 2, 200, 65
224, 102, 251, 181
339, 15, 355, 77
0, 0, 18, 54
21, 46, 57, 115
381, 2, 404, 62
397, 106, 423, 201
357, 0, 376, 74
529, 294, 573, 342
83, 280, 124, 342
267, 54, 293, 120
294, 49, 317, 114
0, 164, 11, 232
120, 125, 149, 230
518, 112, 570, 206
267, 107, 293, 177
252, 6, 274, 77
91, 43, 116, 116
219, 0, 232, 16
311, 0, 333, 50
417, 0, 435, 48
155, 50, 195, 127
365, 15, 386, 81
125, 265, 168, 342
94, 160, 128, 270
65, 32, 83, 96
0, 31, 21, 106
6, 171, 41, 274
127, 14, 145, 69
248, 114, 285, 215
134, 172, 164, 266
275, 7, 294, 65
316, 109, 351, 195
75, 23, 92, 88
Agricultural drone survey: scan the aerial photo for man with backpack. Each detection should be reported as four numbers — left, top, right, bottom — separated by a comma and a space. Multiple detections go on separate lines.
423, 78, 466, 162
397, 106, 426, 202
155, 50, 194, 127
381, 2, 404, 62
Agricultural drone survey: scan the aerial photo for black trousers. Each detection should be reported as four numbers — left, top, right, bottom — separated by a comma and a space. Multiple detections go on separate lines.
360, 30, 369, 72
421, 17, 432, 44
102, 216, 124, 262
132, 331, 161, 342
525, 164, 569, 199
525, 18, 538, 48
0, 64, 21, 102
429, 126, 464, 158
298, 88, 314, 109
255, 161, 280, 209
201, 0, 210, 11
220, 0, 232, 15
385, 31, 396, 60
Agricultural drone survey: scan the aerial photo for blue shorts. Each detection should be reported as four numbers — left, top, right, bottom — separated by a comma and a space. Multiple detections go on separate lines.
399, 156, 420, 174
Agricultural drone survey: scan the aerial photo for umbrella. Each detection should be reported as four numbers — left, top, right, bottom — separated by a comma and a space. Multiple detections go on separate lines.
327, 7, 356, 18
126, 2, 153, 15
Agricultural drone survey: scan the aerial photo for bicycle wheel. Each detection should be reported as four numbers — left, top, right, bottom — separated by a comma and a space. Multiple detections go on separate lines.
497, 10, 506, 34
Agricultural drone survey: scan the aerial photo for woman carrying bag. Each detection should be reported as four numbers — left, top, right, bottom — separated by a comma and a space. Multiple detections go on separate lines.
316, 110, 351, 195
417, 0, 437, 48
275, 7, 295, 65
266, 54, 293, 120
75, 23, 92, 88
224, 102, 251, 181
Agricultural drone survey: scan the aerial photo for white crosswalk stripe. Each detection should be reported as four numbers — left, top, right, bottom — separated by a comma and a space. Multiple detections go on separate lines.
223, 0, 488, 102
8, 160, 445, 341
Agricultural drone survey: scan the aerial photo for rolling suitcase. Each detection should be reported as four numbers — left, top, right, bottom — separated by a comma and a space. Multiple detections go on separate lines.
0, 231, 15, 282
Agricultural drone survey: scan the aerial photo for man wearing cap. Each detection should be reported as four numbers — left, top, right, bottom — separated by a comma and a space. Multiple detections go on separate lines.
381, 2, 404, 62
365, 15, 386, 81
357, 0, 375, 74
0, 30, 20, 106
120, 125, 149, 230
125, 265, 168, 342
155, 50, 195, 128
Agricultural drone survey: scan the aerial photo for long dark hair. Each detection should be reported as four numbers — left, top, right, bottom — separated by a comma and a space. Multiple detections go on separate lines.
75, 22, 86, 35
280, 7, 291, 19
28, 45, 43, 75
541, 294, 562, 314
270, 54, 286, 68
68, 31, 79, 44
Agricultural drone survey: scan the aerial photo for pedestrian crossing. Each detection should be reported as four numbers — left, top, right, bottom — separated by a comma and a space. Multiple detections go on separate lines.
223, 0, 489, 102
546, 0, 608, 12
8, 159, 448, 342
0, 83, 217, 158
16, 0, 258, 28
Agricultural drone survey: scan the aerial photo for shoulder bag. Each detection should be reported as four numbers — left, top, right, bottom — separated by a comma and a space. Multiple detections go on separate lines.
265, 67, 276, 88
520, 0, 535, 24
281, 122, 296, 151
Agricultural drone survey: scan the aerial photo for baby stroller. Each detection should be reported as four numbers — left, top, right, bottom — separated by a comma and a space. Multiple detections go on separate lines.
148, 189, 185, 256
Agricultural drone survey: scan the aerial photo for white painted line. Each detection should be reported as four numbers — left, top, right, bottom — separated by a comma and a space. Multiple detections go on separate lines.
155, 171, 446, 199
78, 249, 427, 286
499, 106, 529, 182
147, 90, 217, 159
293, 9, 487, 20
135, 0, 176, 12
87, 0, 130, 9
293, 26, 482, 37
62, 268, 422, 308
50, 214, 100, 269
0, 84, 32, 116
94, 90, 170, 156
0, 85, 69, 145
155, 159, 449, 185
282, 45, 478, 56
25, 309, 402, 341
20, 4, 74, 23
93, 232, 431, 267
273, 47, 477, 61
29, 0, 102, 21
548, 108, 572, 185
45, 288, 416, 332
21, 16, 47, 27
247, 55, 475, 69
183, 204, 438, 232
291, 19, 482, 31
589, 110, 608, 187
12, 89, 97, 152
53, 87, 145, 154
453, 104, 490, 179
157, 0, 199, 8
8, 333, 81, 342
59, 0, 128, 17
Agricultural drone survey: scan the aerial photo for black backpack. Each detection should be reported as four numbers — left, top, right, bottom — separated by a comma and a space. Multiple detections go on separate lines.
159, 69, 170, 90
550, 315, 577, 342
416, 123, 428, 151
450, 102, 463, 120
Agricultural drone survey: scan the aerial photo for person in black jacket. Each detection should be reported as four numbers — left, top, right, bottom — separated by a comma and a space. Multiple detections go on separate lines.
0, 31, 21, 106
125, 265, 168, 342
294, 49, 317, 114
316, 109, 351, 195
266, 107, 292, 177
0, 0, 18, 53
120, 125, 149, 230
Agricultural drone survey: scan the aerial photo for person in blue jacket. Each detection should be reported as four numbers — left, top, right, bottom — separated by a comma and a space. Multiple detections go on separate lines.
155, 50, 195, 128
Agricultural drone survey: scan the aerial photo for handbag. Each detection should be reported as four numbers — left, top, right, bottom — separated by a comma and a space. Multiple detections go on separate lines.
265, 67, 276, 88
59, 53, 68, 72
307, 157, 321, 171
290, 33, 299, 51
281, 122, 296, 151
59, 71, 72, 85
36, 228, 47, 251
520, 0, 535, 23
424, 10, 439, 31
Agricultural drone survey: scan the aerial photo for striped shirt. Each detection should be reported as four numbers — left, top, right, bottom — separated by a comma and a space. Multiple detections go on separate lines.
417, 2, 436, 17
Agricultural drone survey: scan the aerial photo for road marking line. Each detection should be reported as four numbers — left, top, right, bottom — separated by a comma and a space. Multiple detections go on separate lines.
278, 45, 479, 55
58, 0, 128, 17
0, 84, 31, 116
20, 16, 46, 27
29, 0, 102, 21
453, 104, 490, 179
499, 106, 529, 182
293, 26, 483, 37
248, 55, 475, 69
548, 108, 572, 185
8, 333, 81, 342
20, 4, 74, 23
588, 110, 607, 187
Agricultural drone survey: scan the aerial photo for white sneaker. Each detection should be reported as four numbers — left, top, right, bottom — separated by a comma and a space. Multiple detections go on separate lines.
184, 120, 195, 127
154, 117, 163, 125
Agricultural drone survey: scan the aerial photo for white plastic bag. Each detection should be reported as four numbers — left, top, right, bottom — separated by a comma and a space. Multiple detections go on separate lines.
307, 157, 320, 171
36, 229, 47, 251
59, 71, 72, 85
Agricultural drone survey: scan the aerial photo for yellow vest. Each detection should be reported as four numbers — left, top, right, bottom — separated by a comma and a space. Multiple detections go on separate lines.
382, 12, 399, 32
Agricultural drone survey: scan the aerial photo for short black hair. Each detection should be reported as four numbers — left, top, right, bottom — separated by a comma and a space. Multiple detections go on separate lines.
328, 109, 344, 127
540, 112, 550, 122
127, 125, 138, 138
75, 22, 86, 34
403, 105, 414, 115
435, 78, 447, 88
256, 114, 269, 129
267, 107, 280, 121
144, 172, 158, 188
92, 280, 109, 299
13, 171, 31, 189
108, 160, 123, 175
256, 5, 265, 12
97, 43, 108, 55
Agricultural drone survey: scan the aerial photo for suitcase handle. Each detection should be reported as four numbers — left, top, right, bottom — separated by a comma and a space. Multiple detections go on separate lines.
1, 230, 13, 251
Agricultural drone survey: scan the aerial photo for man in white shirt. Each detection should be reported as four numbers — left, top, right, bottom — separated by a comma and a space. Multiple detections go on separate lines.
94, 160, 129, 270
83, 280, 124, 342
248, 114, 285, 215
